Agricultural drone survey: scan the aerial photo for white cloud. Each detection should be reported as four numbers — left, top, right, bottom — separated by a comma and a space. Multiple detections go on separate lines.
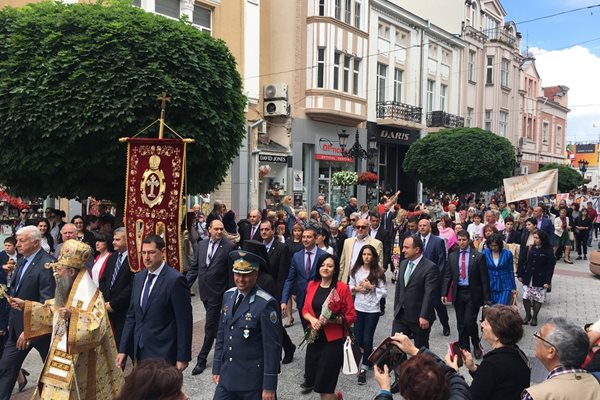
530, 45, 600, 142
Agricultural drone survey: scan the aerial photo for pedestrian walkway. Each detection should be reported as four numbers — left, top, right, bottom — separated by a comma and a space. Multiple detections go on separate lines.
11, 257, 600, 399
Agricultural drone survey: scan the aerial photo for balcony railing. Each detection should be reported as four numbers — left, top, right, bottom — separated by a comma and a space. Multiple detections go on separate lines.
487, 28, 516, 47
376, 101, 422, 123
426, 111, 465, 128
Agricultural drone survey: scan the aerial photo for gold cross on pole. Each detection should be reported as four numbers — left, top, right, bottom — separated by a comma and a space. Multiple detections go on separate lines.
157, 92, 171, 139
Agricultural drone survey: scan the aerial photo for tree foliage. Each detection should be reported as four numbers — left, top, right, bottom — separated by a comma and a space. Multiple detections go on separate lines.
0, 1, 246, 201
539, 163, 584, 192
402, 128, 515, 194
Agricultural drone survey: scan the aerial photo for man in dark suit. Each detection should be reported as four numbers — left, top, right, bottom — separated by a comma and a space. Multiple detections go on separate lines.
328, 221, 346, 258
0, 226, 55, 399
187, 219, 236, 375
259, 221, 295, 364
99, 227, 134, 348
418, 217, 451, 336
117, 235, 192, 371
281, 227, 326, 330
239, 209, 262, 249
442, 231, 490, 359
381, 203, 397, 232
393, 236, 439, 348
533, 206, 554, 239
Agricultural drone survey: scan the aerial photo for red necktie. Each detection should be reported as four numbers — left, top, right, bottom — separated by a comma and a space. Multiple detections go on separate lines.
460, 251, 467, 280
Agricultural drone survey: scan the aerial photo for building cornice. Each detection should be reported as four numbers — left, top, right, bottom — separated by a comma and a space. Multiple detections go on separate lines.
307, 16, 369, 39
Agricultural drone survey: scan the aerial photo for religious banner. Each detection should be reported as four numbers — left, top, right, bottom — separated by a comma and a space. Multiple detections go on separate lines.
124, 138, 186, 272
503, 169, 559, 204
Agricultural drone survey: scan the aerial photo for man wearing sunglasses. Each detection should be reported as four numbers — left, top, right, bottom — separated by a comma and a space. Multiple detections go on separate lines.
522, 317, 600, 400
338, 218, 383, 283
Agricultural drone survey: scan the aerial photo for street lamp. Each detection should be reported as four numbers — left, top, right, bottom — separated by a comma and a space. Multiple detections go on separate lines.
578, 159, 589, 177
338, 129, 368, 196
514, 147, 523, 176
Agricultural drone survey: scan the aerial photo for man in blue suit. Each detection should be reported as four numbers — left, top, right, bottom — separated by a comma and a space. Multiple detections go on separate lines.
280, 227, 326, 330
212, 250, 281, 400
418, 218, 451, 337
0, 226, 55, 399
117, 235, 192, 371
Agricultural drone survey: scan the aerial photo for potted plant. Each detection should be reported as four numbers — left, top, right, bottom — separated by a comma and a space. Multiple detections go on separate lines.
357, 172, 379, 185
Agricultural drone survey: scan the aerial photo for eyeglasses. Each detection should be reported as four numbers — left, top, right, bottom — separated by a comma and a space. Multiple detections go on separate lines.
356, 225, 368, 230
533, 331, 558, 352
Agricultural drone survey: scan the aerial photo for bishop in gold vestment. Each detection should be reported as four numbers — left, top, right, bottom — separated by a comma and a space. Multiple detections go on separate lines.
11, 240, 124, 399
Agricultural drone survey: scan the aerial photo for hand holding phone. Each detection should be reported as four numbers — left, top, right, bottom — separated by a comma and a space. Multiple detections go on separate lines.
448, 341, 463, 367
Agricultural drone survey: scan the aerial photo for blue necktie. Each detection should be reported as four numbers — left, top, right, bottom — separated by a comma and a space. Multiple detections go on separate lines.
110, 253, 123, 287
14, 258, 30, 293
141, 274, 156, 312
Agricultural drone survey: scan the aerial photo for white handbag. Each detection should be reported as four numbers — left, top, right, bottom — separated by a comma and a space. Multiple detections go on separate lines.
342, 336, 359, 375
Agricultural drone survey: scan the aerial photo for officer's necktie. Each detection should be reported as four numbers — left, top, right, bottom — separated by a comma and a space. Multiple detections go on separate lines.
141, 274, 156, 312
208, 241, 217, 265
110, 253, 123, 288
404, 261, 415, 286
14, 257, 30, 293
232, 293, 244, 315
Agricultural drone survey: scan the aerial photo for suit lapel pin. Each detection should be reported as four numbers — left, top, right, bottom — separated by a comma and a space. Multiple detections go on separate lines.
245, 313, 252, 321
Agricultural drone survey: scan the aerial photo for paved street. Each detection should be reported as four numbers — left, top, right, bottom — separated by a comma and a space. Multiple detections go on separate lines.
12, 254, 600, 399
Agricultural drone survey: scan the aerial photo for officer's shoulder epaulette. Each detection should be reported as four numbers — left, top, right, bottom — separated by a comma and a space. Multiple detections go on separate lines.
255, 289, 274, 301
225, 287, 237, 293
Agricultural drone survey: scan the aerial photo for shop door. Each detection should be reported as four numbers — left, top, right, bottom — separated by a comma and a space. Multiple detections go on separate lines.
318, 163, 346, 210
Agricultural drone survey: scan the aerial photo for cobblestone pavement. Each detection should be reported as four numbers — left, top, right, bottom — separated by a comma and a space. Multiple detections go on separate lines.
12, 254, 600, 399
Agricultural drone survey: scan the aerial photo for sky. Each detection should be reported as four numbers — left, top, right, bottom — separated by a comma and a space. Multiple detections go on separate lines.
501, 0, 600, 143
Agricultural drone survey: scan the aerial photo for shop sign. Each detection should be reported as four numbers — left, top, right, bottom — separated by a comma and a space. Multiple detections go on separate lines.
369, 123, 419, 145
259, 154, 288, 163
316, 138, 353, 162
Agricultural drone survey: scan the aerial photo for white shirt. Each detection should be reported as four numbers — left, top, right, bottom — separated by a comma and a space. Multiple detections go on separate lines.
265, 238, 275, 252
370, 228, 378, 239
420, 233, 431, 250
407, 255, 424, 270
140, 262, 166, 306
349, 267, 387, 313
467, 222, 483, 239
351, 237, 367, 268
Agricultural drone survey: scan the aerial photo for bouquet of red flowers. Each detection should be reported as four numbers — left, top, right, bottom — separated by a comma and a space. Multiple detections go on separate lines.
357, 171, 379, 185
299, 288, 347, 349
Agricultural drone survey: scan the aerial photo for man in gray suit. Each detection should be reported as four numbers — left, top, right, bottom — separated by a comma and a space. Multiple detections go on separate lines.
0, 226, 55, 399
393, 236, 439, 349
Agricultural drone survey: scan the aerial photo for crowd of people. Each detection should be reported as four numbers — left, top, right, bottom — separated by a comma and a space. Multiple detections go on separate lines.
0, 190, 599, 399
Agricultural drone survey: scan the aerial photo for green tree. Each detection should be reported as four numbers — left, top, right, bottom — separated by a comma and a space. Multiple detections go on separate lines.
0, 0, 246, 202
402, 128, 515, 194
539, 163, 584, 192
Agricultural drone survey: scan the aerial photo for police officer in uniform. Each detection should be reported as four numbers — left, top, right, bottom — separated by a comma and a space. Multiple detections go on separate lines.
212, 250, 282, 400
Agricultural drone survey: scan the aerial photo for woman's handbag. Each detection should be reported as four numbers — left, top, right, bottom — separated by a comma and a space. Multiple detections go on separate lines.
341, 317, 361, 375
568, 230, 575, 242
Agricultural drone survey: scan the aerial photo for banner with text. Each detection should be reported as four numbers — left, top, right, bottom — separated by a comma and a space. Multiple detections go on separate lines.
503, 169, 558, 203
124, 138, 186, 272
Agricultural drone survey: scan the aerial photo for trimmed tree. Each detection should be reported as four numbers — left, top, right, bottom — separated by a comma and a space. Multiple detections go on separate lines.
0, 1, 246, 202
539, 163, 584, 192
402, 128, 515, 194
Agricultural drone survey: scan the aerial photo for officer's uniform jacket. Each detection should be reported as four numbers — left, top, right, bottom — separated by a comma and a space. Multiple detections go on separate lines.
212, 284, 282, 392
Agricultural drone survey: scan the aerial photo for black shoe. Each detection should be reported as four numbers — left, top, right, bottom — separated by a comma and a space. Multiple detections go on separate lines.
530, 317, 538, 326
357, 370, 367, 385
576, 256, 582, 260
282, 344, 296, 364
584, 255, 588, 260
191, 360, 207, 375
443, 326, 451, 336
523, 316, 532, 325
18, 369, 29, 392
300, 381, 314, 394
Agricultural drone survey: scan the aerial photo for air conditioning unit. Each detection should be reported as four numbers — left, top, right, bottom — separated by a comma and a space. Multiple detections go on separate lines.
520, 165, 529, 175
264, 100, 289, 117
264, 83, 288, 100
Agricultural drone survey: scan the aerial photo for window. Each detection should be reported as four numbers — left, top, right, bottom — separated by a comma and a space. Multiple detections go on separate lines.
317, 48, 325, 88
193, 5, 212, 34
525, 116, 534, 140
426, 80, 435, 112
353, 58, 360, 95
501, 58, 510, 88
343, 55, 351, 92
466, 107, 473, 127
440, 84, 447, 112
499, 111, 508, 136
486, 56, 494, 84
333, 52, 341, 90
471, 4, 477, 27
393, 68, 403, 102
485, 110, 492, 131
344, 0, 352, 24
468, 50, 476, 82
334, 0, 341, 19
318, 0, 325, 16
556, 126, 562, 147
376, 63, 387, 103
542, 122, 549, 144
354, 0, 361, 28
156, 0, 180, 19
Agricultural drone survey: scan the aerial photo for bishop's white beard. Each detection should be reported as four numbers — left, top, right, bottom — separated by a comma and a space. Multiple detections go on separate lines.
55, 273, 75, 308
